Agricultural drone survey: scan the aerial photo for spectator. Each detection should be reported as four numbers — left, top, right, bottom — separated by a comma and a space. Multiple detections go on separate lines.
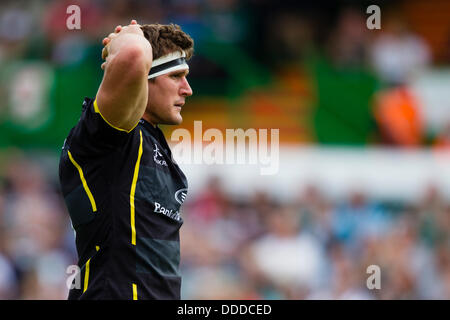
369, 12, 430, 86
373, 85, 424, 147
241, 205, 327, 299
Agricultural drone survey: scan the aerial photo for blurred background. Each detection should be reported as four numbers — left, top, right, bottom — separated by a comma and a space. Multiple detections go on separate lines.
0, 0, 450, 299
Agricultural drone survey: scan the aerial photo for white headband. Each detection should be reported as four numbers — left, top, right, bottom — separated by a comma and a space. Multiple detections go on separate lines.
148, 50, 189, 79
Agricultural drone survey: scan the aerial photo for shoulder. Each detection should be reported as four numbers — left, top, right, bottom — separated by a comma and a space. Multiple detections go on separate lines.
66, 97, 140, 157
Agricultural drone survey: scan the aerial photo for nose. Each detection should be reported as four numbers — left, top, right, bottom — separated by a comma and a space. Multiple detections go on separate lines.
180, 77, 193, 97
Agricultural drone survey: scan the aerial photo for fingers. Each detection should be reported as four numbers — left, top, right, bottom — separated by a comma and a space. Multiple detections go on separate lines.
103, 31, 117, 46
105, 20, 138, 40
101, 25, 121, 61
102, 24, 121, 45
102, 46, 108, 60
101, 19, 140, 64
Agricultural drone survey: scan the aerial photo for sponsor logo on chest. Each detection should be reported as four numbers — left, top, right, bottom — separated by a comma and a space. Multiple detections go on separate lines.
153, 144, 168, 167
154, 201, 181, 221
174, 188, 187, 204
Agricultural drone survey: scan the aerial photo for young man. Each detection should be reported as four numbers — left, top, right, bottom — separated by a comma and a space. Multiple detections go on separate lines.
59, 20, 194, 299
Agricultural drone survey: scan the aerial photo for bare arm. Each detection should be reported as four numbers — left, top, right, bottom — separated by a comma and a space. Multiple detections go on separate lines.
95, 20, 152, 132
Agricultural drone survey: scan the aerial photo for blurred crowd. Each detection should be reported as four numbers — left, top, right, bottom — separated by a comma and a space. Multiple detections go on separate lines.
0, 0, 450, 300
0, 0, 449, 147
0, 0, 258, 67
180, 176, 450, 300
0, 154, 75, 299
0, 156, 449, 299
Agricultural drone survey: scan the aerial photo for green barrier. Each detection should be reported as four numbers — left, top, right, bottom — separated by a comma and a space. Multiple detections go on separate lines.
308, 56, 380, 145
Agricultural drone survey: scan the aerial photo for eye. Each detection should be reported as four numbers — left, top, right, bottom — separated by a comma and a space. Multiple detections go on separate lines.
171, 71, 188, 79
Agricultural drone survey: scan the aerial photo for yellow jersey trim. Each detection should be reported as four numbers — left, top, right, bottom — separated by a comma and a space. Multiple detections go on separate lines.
82, 246, 100, 293
132, 283, 138, 300
130, 130, 143, 246
83, 259, 90, 293
93, 99, 139, 133
67, 150, 97, 212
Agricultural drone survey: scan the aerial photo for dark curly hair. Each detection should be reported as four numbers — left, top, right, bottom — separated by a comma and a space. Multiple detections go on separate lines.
140, 23, 194, 61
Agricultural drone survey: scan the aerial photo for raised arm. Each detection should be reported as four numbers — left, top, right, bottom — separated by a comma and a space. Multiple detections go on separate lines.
95, 20, 153, 132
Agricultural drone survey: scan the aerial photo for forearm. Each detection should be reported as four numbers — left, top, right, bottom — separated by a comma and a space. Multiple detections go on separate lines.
96, 25, 153, 131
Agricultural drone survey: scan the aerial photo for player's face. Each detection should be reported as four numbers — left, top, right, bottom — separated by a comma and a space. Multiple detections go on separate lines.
145, 69, 192, 125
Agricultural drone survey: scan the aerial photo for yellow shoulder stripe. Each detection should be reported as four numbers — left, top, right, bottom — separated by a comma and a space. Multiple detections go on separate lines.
93, 99, 139, 133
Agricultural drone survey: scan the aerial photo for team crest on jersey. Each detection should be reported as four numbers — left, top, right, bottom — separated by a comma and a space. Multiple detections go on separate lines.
153, 144, 168, 166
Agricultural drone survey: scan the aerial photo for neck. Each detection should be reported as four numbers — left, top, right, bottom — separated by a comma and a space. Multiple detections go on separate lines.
142, 113, 157, 127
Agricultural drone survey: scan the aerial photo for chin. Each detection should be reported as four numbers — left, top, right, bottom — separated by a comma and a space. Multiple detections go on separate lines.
164, 116, 183, 125
172, 113, 183, 125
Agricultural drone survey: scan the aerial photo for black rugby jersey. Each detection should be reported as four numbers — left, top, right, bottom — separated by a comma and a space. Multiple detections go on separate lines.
59, 97, 188, 300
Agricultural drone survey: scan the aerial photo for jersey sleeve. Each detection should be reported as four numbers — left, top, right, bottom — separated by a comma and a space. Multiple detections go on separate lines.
66, 97, 136, 157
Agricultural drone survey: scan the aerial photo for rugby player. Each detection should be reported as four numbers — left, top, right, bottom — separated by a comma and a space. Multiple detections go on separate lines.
59, 19, 193, 299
